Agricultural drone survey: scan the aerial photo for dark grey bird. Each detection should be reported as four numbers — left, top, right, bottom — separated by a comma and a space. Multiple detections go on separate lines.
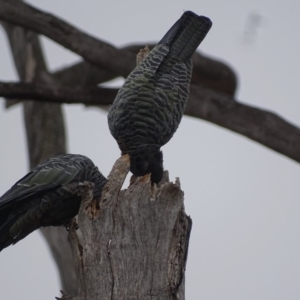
0, 154, 106, 251
108, 11, 212, 183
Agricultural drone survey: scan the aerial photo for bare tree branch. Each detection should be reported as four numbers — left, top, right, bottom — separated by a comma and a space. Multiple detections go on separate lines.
1, 0, 237, 114
187, 84, 300, 163
0, 82, 117, 105
0, 0, 238, 98
54, 61, 116, 87
52, 47, 237, 97
2, 80, 300, 164
0, 0, 135, 77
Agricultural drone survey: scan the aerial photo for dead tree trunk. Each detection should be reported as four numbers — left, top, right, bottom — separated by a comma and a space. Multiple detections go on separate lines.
1, 22, 78, 294
65, 156, 192, 300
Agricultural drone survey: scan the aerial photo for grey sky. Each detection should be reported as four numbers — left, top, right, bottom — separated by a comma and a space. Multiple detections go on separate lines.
0, 0, 300, 299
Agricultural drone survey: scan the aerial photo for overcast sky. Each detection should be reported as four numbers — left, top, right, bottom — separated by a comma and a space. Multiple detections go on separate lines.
0, 0, 300, 299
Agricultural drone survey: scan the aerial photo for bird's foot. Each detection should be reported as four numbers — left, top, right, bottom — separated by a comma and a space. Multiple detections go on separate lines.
65, 218, 79, 231
55, 290, 72, 300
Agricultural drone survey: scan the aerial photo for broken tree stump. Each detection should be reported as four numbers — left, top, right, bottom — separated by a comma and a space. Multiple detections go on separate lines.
66, 155, 192, 300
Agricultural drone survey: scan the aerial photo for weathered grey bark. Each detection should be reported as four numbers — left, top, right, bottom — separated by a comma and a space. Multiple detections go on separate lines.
1, 22, 78, 295
63, 156, 191, 300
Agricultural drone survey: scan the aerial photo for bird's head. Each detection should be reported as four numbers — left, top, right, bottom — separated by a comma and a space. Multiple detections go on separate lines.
129, 146, 163, 184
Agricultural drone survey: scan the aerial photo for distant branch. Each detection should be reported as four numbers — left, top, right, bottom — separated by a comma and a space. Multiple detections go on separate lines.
0, 1, 237, 97
0, 82, 117, 105
0, 0, 135, 77
2, 80, 300, 164
187, 84, 300, 163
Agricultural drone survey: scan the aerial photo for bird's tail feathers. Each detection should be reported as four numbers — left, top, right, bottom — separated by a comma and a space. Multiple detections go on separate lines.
158, 11, 212, 61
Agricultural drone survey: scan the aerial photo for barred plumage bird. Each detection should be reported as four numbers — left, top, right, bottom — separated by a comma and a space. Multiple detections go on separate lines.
0, 154, 106, 251
108, 11, 212, 183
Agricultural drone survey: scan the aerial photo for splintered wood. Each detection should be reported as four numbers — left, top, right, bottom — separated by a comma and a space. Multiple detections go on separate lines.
67, 156, 191, 300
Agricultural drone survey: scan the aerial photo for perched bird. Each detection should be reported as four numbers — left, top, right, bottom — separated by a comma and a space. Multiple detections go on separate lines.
108, 11, 212, 183
0, 154, 107, 251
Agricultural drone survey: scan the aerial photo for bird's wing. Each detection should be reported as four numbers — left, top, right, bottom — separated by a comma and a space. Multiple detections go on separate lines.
0, 163, 80, 210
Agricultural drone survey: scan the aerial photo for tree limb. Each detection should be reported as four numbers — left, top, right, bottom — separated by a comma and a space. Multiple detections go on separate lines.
52, 46, 237, 96
0, 81, 117, 105
0, 0, 237, 98
187, 84, 300, 163
0, 0, 135, 77
1, 80, 300, 164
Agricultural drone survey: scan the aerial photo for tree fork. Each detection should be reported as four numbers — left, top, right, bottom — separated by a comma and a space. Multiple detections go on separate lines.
64, 155, 192, 300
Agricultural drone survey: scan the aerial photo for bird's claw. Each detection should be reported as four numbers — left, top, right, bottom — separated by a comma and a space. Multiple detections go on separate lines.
65, 218, 79, 231
55, 290, 71, 300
